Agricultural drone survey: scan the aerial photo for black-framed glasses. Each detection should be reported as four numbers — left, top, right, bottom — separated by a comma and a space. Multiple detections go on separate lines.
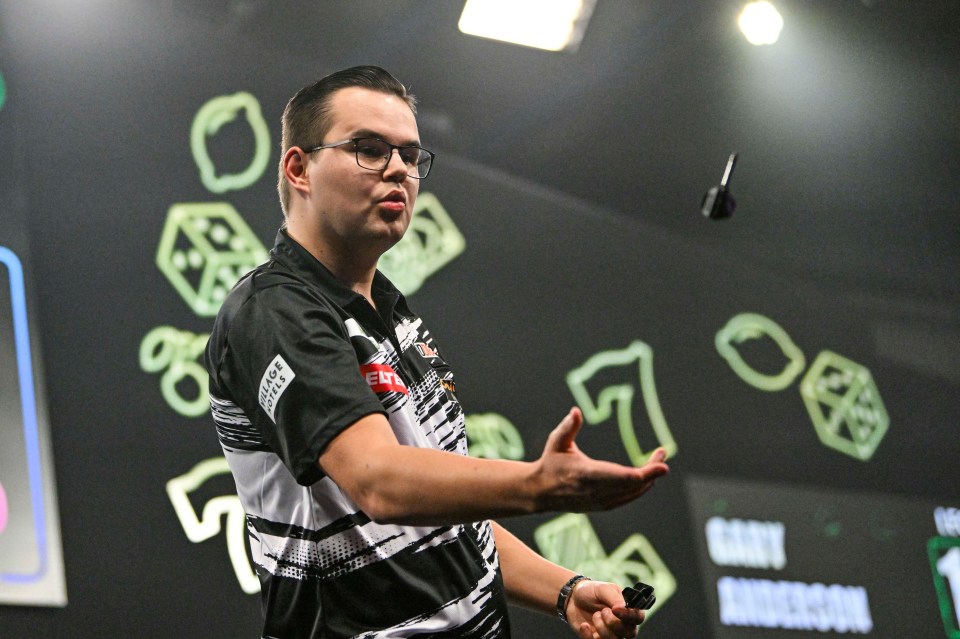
305, 137, 435, 179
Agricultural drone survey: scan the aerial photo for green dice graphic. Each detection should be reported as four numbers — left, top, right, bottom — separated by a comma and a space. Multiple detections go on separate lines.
157, 202, 268, 316
378, 193, 465, 296
534, 513, 676, 617
800, 351, 889, 461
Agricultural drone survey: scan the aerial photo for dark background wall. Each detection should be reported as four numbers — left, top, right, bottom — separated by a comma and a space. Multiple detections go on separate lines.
1, 1, 958, 637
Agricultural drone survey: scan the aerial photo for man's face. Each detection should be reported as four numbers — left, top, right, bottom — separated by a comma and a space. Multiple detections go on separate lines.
302, 86, 420, 258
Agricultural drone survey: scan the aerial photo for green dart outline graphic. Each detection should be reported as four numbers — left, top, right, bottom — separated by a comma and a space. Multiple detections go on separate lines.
378, 192, 466, 296
166, 457, 259, 594
190, 92, 271, 194
464, 413, 525, 460
928, 536, 960, 638
534, 513, 676, 617
715, 313, 806, 391
567, 341, 677, 466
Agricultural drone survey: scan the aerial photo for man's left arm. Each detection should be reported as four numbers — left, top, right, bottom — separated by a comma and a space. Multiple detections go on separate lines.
492, 522, 644, 639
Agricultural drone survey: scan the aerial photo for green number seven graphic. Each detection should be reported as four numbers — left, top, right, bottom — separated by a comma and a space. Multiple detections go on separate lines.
167, 457, 259, 594
566, 341, 677, 466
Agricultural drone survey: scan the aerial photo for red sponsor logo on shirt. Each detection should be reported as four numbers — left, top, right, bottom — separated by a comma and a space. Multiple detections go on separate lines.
360, 363, 409, 395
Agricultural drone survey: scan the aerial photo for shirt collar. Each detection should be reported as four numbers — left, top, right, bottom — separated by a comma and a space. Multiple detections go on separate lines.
270, 228, 406, 320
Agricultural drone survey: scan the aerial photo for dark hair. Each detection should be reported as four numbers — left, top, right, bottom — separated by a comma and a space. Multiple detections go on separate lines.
277, 65, 417, 215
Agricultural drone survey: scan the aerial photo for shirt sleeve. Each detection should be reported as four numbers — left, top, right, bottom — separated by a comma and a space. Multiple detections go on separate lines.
213, 281, 386, 485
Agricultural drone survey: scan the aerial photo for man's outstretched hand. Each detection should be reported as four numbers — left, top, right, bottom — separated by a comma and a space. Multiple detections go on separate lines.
534, 407, 669, 513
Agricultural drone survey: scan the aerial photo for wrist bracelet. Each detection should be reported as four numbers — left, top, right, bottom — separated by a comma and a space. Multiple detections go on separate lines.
556, 574, 590, 622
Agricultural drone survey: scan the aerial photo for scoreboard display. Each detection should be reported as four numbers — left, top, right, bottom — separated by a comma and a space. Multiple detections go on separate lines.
687, 476, 959, 637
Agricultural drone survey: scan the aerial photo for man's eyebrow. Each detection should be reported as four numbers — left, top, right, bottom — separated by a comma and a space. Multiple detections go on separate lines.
352, 129, 422, 147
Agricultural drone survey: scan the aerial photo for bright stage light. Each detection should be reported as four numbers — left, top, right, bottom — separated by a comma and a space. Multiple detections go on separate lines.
738, 1, 784, 46
458, 0, 596, 53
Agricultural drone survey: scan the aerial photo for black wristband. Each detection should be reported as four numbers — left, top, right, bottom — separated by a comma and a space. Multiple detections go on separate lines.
556, 575, 589, 623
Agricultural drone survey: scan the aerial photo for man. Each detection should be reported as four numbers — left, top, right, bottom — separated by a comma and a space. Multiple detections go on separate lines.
204, 65, 669, 639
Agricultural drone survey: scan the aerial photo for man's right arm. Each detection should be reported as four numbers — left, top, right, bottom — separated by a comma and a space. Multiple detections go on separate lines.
317, 406, 668, 526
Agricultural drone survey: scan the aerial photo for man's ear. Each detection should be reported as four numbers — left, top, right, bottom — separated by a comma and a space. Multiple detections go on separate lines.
282, 147, 310, 196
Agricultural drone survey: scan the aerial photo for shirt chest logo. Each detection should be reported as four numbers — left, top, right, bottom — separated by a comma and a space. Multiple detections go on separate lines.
360, 363, 409, 395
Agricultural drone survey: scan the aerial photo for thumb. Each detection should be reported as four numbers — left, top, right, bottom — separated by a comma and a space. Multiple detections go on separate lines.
547, 407, 583, 452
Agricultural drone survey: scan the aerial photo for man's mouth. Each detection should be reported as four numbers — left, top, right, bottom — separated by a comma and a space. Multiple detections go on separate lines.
378, 191, 407, 212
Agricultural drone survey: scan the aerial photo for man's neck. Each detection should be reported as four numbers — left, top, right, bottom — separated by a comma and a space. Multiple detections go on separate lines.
286, 226, 380, 308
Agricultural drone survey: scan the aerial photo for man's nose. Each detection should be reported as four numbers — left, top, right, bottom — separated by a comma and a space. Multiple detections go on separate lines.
382, 149, 408, 182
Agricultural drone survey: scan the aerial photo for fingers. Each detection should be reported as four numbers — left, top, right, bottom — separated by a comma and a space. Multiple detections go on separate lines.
586, 585, 640, 638
550, 453, 666, 511
636, 447, 670, 481
545, 407, 584, 453
612, 605, 645, 626
590, 608, 638, 639
641, 448, 669, 475
596, 455, 668, 492
570, 583, 641, 639
539, 415, 670, 512
587, 449, 668, 486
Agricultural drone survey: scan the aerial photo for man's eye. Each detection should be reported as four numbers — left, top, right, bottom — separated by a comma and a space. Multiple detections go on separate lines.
356, 141, 387, 157
399, 147, 422, 165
